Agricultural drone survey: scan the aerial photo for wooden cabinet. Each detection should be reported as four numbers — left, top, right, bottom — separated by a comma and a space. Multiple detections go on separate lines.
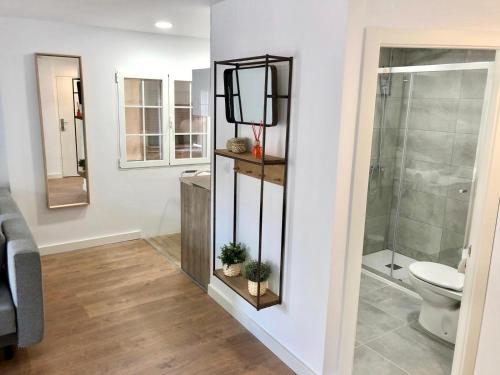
180, 176, 211, 290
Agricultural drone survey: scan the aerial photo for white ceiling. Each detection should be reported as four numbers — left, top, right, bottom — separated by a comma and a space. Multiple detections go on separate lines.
0, 0, 219, 38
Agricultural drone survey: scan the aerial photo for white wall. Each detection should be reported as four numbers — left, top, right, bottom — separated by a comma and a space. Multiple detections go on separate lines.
325, 0, 500, 373
0, 119, 8, 188
211, 1, 348, 373
0, 17, 210, 247
212, 0, 500, 374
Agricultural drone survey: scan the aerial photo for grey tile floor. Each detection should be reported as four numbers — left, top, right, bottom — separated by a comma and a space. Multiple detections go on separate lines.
353, 272, 455, 375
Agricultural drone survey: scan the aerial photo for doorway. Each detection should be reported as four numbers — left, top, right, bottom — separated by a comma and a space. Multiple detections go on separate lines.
337, 29, 500, 375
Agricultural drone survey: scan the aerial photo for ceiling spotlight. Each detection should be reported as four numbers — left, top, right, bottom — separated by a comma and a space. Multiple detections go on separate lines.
155, 21, 173, 29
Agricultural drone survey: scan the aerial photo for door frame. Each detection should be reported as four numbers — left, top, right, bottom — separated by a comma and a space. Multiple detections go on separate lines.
337, 28, 500, 375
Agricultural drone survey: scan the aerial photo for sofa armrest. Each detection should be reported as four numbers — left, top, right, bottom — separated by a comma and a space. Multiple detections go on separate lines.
2, 218, 44, 347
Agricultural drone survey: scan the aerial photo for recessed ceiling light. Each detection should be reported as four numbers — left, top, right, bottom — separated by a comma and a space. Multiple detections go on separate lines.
155, 21, 173, 29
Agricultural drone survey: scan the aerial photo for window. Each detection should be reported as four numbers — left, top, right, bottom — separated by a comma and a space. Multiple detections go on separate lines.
170, 80, 210, 164
117, 73, 209, 168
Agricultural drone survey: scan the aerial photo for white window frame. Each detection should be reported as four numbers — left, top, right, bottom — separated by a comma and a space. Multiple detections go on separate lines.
117, 71, 170, 168
169, 78, 211, 165
117, 72, 211, 169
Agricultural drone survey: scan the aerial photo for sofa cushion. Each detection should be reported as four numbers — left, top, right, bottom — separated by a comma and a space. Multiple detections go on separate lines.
0, 280, 16, 336
0, 195, 21, 270
0, 196, 21, 225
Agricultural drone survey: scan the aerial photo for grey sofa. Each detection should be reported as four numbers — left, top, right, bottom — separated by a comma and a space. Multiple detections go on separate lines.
0, 188, 43, 359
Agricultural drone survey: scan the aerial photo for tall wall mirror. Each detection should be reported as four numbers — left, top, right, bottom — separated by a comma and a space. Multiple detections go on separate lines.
35, 54, 89, 208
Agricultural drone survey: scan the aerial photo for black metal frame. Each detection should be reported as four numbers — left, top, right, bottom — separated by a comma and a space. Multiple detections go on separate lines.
72, 78, 83, 174
223, 65, 279, 126
212, 54, 293, 310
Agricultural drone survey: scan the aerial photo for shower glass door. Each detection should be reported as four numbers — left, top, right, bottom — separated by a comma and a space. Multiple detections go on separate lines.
363, 63, 491, 285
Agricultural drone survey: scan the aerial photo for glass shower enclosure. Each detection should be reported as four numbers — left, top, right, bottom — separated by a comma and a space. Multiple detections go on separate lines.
362, 60, 492, 284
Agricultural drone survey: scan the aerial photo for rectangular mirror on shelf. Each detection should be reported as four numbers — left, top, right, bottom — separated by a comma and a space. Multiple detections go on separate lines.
223, 65, 278, 126
35, 54, 89, 208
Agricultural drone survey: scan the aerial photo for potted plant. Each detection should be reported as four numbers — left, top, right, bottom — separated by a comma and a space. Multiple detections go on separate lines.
218, 242, 246, 277
244, 260, 271, 296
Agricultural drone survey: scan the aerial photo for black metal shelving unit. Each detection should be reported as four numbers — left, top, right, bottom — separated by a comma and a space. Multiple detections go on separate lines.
212, 54, 293, 310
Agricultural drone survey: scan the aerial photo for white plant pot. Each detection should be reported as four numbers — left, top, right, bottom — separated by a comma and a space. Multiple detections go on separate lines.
248, 280, 268, 296
223, 263, 241, 277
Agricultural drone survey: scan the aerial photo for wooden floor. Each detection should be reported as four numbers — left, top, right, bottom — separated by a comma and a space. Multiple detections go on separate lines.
146, 234, 181, 268
0, 240, 292, 374
48, 176, 88, 207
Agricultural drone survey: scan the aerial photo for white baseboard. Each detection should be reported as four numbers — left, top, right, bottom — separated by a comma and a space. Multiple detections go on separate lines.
47, 173, 63, 179
207, 283, 316, 375
39, 230, 142, 255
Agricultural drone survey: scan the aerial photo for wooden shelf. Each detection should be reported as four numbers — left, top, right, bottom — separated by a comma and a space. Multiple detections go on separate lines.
214, 149, 285, 165
214, 269, 279, 309
234, 160, 284, 186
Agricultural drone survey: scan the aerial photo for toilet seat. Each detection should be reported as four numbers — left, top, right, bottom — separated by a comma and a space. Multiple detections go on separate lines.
409, 262, 464, 292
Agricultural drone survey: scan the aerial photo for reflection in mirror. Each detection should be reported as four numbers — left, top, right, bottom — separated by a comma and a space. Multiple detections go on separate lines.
224, 66, 277, 126
35, 54, 89, 208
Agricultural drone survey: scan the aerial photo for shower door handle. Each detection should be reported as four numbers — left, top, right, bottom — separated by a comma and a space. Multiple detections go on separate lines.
60, 118, 66, 131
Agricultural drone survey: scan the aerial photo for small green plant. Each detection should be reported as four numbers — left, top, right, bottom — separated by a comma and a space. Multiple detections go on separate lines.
218, 242, 246, 266
244, 260, 271, 282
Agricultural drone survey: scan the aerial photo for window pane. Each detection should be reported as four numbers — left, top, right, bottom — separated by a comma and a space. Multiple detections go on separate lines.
124, 78, 142, 106
144, 79, 162, 106
175, 81, 191, 106
125, 108, 143, 134
145, 108, 161, 134
192, 134, 207, 158
145, 136, 162, 160
175, 135, 190, 159
175, 108, 190, 133
126, 136, 144, 161
192, 115, 208, 133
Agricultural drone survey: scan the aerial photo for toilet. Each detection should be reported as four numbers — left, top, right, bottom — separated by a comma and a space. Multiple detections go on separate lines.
409, 261, 464, 344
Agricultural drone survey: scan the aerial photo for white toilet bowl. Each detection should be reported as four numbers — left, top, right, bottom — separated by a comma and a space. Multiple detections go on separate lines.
409, 262, 464, 344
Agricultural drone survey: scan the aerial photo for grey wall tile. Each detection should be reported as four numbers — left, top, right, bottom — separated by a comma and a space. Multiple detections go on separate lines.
439, 229, 465, 267
406, 130, 454, 164
444, 198, 469, 233
399, 188, 446, 227
404, 48, 466, 66
447, 175, 472, 201
461, 70, 487, 99
364, 216, 389, 254
403, 159, 449, 196
370, 157, 396, 188
375, 97, 407, 129
451, 133, 478, 167
448, 164, 474, 180
366, 186, 393, 218
378, 128, 400, 159
412, 71, 462, 99
408, 99, 458, 132
465, 49, 496, 63
440, 229, 465, 252
396, 217, 442, 256
456, 100, 483, 134
377, 73, 409, 98
395, 246, 438, 262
